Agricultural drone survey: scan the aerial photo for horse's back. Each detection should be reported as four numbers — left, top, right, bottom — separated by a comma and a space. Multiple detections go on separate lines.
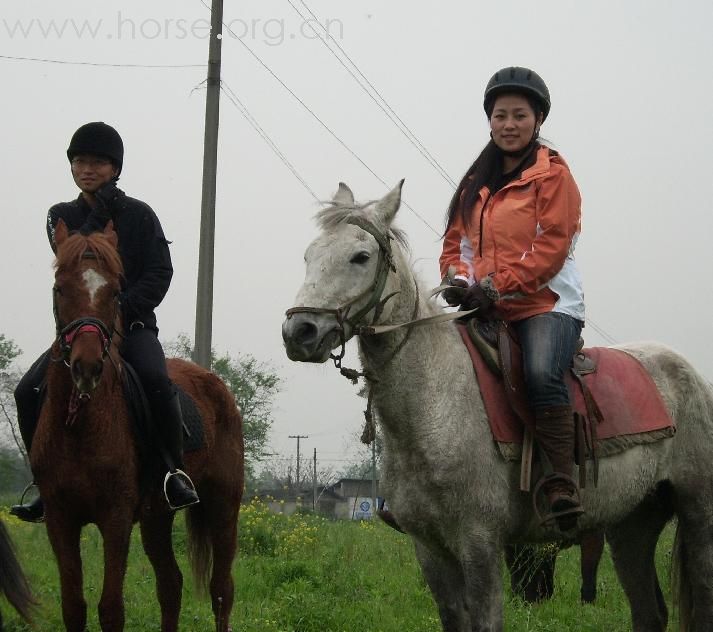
166, 358, 244, 483
613, 341, 713, 422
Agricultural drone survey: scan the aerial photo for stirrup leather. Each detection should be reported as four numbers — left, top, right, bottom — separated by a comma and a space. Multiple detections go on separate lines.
163, 469, 199, 510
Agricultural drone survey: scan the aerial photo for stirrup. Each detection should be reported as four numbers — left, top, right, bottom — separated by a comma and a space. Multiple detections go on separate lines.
10, 482, 45, 523
532, 472, 584, 530
163, 469, 200, 510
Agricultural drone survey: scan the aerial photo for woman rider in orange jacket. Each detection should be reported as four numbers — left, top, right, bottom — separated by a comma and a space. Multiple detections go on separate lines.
440, 67, 585, 530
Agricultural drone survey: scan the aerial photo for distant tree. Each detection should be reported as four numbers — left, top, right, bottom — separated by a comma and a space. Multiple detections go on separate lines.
338, 430, 384, 481
164, 334, 281, 481
0, 334, 20, 372
249, 455, 337, 496
0, 334, 31, 485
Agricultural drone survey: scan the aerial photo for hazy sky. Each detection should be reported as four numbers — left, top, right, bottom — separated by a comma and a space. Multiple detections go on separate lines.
1, 1, 712, 475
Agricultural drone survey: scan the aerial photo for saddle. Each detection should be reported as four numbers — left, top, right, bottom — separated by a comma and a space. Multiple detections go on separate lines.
459, 317, 676, 495
465, 318, 600, 493
122, 362, 205, 459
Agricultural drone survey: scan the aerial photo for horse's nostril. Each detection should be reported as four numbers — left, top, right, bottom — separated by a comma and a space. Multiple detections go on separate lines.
294, 321, 318, 345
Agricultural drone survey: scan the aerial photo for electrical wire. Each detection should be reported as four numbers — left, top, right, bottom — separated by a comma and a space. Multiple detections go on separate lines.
221, 81, 321, 203
287, 0, 457, 189
198, 0, 441, 237
0, 53, 204, 68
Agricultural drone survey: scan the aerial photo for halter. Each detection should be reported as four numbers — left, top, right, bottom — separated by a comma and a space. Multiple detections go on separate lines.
285, 216, 398, 368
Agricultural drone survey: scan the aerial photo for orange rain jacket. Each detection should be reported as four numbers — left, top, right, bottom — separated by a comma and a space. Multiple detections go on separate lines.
439, 145, 585, 322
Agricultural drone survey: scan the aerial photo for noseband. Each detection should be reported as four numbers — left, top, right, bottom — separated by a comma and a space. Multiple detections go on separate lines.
58, 317, 114, 364
285, 216, 398, 367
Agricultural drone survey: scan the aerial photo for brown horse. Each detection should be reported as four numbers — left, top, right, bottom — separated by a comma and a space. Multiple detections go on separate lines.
505, 531, 606, 604
30, 221, 244, 632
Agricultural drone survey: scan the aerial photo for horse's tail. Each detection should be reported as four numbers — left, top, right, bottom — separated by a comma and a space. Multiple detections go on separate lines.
0, 518, 36, 622
672, 518, 693, 631
185, 503, 212, 595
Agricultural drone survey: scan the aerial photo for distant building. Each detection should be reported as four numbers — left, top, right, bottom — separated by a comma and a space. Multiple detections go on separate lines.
251, 477, 382, 520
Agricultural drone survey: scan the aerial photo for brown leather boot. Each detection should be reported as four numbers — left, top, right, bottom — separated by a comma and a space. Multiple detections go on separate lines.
535, 404, 583, 530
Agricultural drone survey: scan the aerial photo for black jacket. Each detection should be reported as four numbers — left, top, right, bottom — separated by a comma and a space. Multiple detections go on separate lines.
46, 193, 173, 332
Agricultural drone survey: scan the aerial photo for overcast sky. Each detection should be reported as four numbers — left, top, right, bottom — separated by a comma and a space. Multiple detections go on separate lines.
1, 0, 712, 475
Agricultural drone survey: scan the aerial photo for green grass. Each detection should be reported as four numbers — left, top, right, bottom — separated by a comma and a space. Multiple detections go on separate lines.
0, 500, 678, 631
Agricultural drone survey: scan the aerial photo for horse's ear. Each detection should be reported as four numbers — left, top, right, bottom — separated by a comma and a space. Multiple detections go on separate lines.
333, 182, 355, 206
103, 220, 119, 248
374, 179, 405, 226
54, 219, 69, 246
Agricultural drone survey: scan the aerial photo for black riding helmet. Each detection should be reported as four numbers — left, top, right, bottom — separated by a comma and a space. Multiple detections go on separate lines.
67, 122, 124, 176
483, 67, 551, 122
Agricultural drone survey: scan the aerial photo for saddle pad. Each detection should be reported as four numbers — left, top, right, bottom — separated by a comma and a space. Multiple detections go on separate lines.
176, 387, 205, 453
122, 363, 205, 454
457, 324, 675, 445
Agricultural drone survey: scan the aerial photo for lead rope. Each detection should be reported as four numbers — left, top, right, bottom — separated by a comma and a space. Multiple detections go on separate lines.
66, 386, 90, 427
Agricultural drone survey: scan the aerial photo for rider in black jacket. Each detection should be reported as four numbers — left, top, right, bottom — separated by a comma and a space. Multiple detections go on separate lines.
11, 122, 199, 522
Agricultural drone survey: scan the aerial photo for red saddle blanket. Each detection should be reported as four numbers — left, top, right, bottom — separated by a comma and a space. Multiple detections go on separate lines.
457, 325, 675, 445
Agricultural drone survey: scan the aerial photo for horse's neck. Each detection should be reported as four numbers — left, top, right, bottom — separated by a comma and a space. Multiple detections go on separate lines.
358, 265, 489, 446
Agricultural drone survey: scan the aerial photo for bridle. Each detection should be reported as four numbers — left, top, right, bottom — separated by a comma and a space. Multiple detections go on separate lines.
52, 251, 121, 424
284, 215, 480, 444
285, 216, 399, 370
52, 250, 119, 365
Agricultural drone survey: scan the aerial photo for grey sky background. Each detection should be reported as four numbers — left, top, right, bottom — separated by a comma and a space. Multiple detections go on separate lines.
1, 1, 712, 473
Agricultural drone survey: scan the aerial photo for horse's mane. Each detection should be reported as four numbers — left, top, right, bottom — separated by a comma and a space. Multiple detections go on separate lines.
54, 231, 124, 279
315, 201, 409, 249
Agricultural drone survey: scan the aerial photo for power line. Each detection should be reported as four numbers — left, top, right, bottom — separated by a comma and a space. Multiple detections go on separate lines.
198, 0, 441, 237
584, 317, 619, 345
0, 54, 204, 68
286, 0, 457, 190
221, 81, 321, 203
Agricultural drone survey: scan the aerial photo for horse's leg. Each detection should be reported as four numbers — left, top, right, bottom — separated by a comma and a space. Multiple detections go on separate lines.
140, 512, 181, 632
460, 537, 504, 632
96, 516, 133, 631
205, 503, 239, 632
606, 499, 671, 632
413, 540, 467, 632
579, 529, 605, 603
675, 510, 713, 630
45, 514, 87, 632
504, 543, 557, 602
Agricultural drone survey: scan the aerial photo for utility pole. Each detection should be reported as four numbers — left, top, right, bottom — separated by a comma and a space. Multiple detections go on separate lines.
371, 439, 377, 520
312, 448, 317, 511
289, 435, 308, 491
193, 0, 223, 368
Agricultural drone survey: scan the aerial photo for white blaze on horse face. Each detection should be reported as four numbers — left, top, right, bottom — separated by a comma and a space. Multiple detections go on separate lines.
82, 268, 108, 307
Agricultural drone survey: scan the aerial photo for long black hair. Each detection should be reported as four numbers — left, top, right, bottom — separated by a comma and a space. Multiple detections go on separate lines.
445, 93, 543, 232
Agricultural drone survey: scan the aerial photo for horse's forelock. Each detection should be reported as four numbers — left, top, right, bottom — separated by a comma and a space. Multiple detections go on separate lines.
314, 201, 409, 249
54, 231, 124, 279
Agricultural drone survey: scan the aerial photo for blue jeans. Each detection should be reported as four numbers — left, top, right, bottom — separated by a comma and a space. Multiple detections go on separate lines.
511, 312, 583, 410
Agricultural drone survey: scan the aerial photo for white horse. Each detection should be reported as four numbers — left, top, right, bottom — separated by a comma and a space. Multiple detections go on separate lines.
282, 181, 713, 632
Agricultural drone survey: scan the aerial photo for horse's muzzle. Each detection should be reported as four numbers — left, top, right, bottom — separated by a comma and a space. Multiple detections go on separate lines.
70, 357, 104, 395
282, 312, 342, 363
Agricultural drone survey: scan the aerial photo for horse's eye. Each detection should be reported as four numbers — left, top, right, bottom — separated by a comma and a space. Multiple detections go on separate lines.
350, 251, 370, 265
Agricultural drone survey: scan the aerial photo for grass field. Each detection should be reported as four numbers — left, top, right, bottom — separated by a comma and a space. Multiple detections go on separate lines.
0, 499, 678, 631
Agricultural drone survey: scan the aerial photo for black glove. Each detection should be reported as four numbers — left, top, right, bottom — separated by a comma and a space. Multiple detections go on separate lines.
94, 179, 124, 212
461, 283, 494, 311
442, 278, 468, 307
